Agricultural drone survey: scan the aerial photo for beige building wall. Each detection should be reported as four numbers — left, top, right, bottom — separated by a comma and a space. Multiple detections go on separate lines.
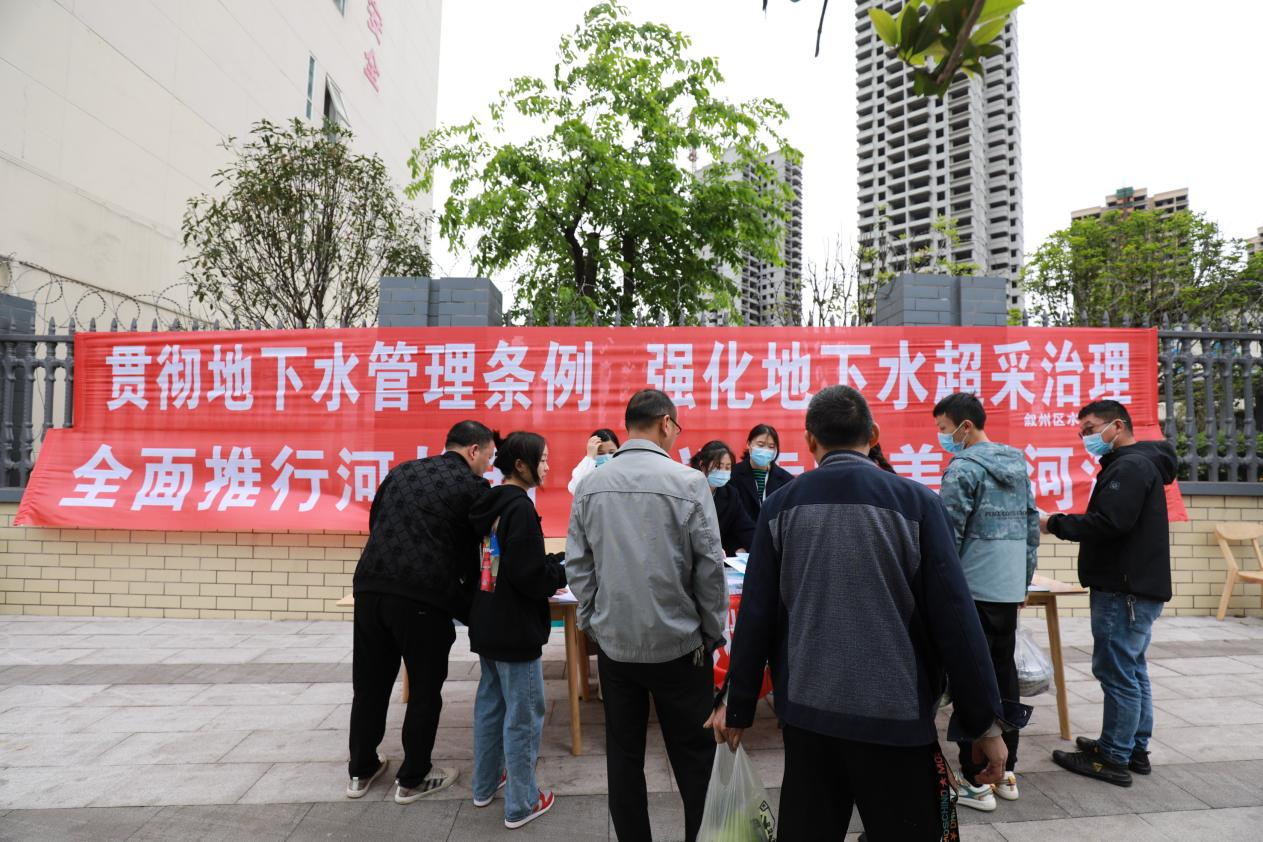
3, 497, 1262, 620
0, 0, 441, 315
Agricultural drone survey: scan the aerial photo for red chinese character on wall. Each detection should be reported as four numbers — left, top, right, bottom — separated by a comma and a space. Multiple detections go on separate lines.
366, 0, 383, 44
363, 50, 380, 92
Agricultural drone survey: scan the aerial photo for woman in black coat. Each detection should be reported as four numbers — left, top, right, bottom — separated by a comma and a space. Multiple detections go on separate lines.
729, 423, 795, 524
689, 440, 755, 556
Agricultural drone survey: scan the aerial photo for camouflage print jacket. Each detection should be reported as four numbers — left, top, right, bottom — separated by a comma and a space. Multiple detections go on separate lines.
939, 442, 1040, 604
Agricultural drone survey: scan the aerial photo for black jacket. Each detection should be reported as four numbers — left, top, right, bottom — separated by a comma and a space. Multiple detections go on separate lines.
1047, 440, 1178, 602
713, 484, 755, 556
468, 485, 567, 662
730, 458, 794, 524
353, 451, 489, 622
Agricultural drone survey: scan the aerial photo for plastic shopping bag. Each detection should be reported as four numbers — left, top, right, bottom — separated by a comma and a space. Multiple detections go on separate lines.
1015, 624, 1053, 697
697, 745, 777, 842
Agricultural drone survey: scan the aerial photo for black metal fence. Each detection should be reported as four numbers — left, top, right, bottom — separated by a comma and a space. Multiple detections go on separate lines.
2, 317, 1261, 499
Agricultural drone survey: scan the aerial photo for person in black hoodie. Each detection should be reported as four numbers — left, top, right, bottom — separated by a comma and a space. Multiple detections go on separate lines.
348, 421, 493, 804
730, 424, 795, 523
468, 431, 567, 830
1041, 400, 1178, 788
689, 440, 755, 556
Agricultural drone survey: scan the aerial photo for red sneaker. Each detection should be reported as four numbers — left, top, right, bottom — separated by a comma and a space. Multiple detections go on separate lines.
505, 790, 554, 829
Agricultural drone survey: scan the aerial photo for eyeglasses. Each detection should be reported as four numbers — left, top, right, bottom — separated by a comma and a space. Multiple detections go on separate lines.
1079, 421, 1115, 438
662, 414, 683, 434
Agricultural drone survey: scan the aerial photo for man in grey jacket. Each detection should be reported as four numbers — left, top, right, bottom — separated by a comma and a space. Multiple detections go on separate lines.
566, 388, 728, 842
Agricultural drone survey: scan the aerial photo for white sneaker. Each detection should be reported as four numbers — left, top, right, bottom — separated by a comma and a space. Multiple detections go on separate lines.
956, 780, 997, 812
395, 766, 458, 804
473, 771, 507, 808
345, 755, 387, 798
994, 771, 1019, 801
505, 790, 554, 829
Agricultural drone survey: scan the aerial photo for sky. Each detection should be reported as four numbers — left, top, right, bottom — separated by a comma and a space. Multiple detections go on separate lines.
427, 1, 1263, 287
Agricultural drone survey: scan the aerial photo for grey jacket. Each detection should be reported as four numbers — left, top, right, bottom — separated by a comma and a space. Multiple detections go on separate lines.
565, 439, 729, 663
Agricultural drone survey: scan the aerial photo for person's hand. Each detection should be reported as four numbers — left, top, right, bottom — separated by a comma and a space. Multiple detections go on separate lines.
585, 436, 602, 459
704, 705, 745, 751
1039, 515, 1051, 535
971, 734, 1008, 785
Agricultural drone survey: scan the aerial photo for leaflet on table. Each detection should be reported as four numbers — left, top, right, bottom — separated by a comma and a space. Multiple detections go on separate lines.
725, 556, 748, 574
552, 587, 579, 604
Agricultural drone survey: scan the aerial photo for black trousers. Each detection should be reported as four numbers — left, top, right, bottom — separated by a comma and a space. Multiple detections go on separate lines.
599, 648, 716, 842
779, 724, 958, 842
957, 600, 1020, 783
348, 591, 456, 788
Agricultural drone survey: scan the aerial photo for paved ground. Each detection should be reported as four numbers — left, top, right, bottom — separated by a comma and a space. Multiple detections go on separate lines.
2, 613, 1263, 841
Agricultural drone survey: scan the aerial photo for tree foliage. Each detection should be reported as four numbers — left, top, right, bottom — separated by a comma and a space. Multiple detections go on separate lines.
409, 2, 798, 325
182, 119, 431, 328
1021, 210, 1263, 326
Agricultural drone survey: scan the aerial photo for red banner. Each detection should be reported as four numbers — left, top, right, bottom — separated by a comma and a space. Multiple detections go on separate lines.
15, 326, 1185, 536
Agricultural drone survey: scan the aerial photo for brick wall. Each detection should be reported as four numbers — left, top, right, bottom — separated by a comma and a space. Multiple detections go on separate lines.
3, 497, 1262, 619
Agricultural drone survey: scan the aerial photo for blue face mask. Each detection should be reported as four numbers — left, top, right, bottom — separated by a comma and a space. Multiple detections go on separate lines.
937, 422, 965, 455
707, 470, 731, 488
750, 447, 776, 468
594, 454, 612, 467
1082, 426, 1116, 458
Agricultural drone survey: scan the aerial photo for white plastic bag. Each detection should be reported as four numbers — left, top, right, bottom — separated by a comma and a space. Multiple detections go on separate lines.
1015, 624, 1053, 697
697, 745, 777, 842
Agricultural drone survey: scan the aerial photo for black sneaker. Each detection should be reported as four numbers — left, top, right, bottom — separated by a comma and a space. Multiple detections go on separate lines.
1052, 748, 1132, 787
1075, 737, 1152, 775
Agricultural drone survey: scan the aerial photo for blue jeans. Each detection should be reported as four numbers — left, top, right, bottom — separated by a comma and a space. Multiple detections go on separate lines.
473, 656, 546, 823
1090, 590, 1164, 766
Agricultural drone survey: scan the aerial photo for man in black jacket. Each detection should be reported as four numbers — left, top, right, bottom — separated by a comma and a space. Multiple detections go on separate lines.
346, 421, 493, 803
1041, 400, 1177, 787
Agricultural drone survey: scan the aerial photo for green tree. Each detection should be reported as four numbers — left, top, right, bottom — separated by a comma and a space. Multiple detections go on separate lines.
182, 119, 431, 328
1021, 210, 1262, 326
764, 0, 1021, 96
409, 2, 798, 325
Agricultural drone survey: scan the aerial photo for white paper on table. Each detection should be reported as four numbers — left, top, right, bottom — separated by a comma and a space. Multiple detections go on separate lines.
552, 586, 579, 604
725, 557, 748, 574
1027, 583, 1051, 592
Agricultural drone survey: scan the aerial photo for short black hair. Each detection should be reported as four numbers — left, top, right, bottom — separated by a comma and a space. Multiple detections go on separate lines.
1079, 400, 1133, 432
625, 389, 677, 431
742, 424, 781, 459
806, 385, 873, 449
492, 431, 547, 484
445, 420, 494, 449
591, 428, 621, 447
689, 440, 734, 473
933, 392, 986, 430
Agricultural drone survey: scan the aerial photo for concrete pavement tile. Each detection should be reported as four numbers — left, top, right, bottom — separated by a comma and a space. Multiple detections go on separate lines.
1069, 701, 1194, 734
0, 684, 107, 707
0, 765, 132, 809
243, 634, 350, 649
128, 803, 311, 841
1, 621, 97, 636
161, 648, 268, 665
1157, 723, 1263, 762
0, 732, 127, 768
69, 649, 181, 665
1140, 804, 1263, 841
250, 648, 346, 664
1154, 697, 1263, 726
185, 682, 311, 706
287, 799, 459, 841
240, 761, 381, 805
991, 813, 1170, 842
95, 730, 251, 765
292, 682, 352, 705
88, 762, 272, 807
220, 729, 346, 764
744, 748, 786, 791
1155, 673, 1263, 699
0, 806, 159, 841
955, 774, 1070, 825
0, 706, 111, 734
80, 684, 211, 707
1148, 656, 1257, 676
536, 752, 674, 796
1020, 766, 1208, 818
1150, 760, 1263, 809
449, 792, 608, 841
0, 649, 98, 666
202, 704, 337, 732
94, 705, 229, 733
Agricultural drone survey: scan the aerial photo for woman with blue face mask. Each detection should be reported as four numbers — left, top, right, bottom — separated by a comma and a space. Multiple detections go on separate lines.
730, 424, 795, 524
567, 428, 620, 495
689, 440, 755, 557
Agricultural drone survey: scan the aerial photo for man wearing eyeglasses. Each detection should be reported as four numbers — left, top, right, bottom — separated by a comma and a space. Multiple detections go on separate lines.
1040, 399, 1177, 788
566, 388, 728, 842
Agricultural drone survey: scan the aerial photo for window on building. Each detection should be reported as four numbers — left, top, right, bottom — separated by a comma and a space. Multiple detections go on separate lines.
305, 55, 317, 119
324, 76, 349, 128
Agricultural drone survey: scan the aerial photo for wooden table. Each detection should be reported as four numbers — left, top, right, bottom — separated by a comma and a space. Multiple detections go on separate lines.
1024, 574, 1088, 740
338, 594, 592, 756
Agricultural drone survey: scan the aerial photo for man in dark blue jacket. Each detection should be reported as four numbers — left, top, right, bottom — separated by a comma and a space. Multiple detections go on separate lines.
711, 385, 1025, 840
